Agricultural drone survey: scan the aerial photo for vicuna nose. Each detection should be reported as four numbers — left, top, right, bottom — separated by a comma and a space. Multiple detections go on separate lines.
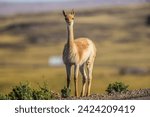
65, 19, 71, 23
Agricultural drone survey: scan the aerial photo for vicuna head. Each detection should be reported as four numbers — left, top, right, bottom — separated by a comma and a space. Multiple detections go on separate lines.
63, 9, 75, 26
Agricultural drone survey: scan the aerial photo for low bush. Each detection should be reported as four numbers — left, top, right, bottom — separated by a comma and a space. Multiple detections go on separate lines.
0, 82, 58, 100
8, 82, 33, 100
61, 86, 71, 98
32, 83, 55, 100
106, 82, 129, 94
0, 94, 8, 100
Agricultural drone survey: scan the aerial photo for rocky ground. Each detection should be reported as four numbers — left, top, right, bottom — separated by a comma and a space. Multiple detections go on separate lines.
59, 89, 150, 100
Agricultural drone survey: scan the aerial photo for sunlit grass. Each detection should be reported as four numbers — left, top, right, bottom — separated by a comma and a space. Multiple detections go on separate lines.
0, 38, 150, 95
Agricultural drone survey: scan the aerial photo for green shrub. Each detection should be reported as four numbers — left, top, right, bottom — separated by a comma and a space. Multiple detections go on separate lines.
8, 82, 33, 100
61, 86, 71, 98
0, 82, 58, 100
106, 82, 129, 94
0, 94, 8, 100
32, 83, 55, 100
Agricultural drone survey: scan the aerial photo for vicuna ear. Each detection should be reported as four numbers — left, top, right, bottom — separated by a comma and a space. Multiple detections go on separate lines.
62, 10, 66, 17
71, 9, 75, 15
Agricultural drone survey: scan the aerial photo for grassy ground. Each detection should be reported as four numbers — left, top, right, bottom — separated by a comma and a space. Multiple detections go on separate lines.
0, 4, 150, 95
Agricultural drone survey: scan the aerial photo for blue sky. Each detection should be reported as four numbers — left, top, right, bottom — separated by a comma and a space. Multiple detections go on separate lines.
0, 0, 76, 2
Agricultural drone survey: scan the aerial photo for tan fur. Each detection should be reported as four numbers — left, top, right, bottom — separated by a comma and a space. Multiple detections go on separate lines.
75, 38, 89, 62
62, 10, 96, 97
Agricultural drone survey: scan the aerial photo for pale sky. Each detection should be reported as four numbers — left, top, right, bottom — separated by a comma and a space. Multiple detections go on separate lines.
0, 0, 76, 2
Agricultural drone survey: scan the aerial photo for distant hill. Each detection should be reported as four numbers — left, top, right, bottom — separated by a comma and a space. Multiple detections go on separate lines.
0, 0, 148, 16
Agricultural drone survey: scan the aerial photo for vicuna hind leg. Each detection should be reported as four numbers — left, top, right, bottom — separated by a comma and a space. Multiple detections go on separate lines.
80, 63, 87, 97
86, 59, 94, 96
74, 65, 79, 97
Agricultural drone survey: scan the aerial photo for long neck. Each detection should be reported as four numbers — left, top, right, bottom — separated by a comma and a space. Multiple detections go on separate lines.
67, 24, 74, 46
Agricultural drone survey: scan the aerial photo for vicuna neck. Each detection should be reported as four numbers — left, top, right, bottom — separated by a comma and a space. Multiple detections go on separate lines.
67, 24, 74, 46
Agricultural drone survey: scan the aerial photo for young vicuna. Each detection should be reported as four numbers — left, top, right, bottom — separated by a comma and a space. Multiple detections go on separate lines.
62, 10, 96, 97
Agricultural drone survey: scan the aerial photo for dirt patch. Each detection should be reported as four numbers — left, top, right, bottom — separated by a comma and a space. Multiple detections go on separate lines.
60, 89, 150, 100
